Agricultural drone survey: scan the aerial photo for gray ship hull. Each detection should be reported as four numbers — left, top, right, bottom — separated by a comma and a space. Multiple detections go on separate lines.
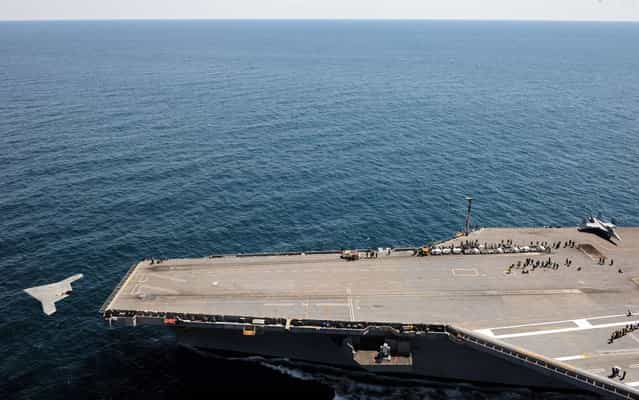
175, 325, 581, 391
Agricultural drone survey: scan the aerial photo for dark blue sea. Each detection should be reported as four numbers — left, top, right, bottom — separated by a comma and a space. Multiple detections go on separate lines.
1, 20, 638, 399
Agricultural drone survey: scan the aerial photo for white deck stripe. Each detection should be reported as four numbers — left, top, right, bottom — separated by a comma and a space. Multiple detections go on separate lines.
481, 313, 629, 331
139, 284, 179, 294
555, 355, 587, 361
482, 318, 578, 331
149, 273, 187, 283
493, 320, 639, 339
130, 284, 140, 295
452, 268, 479, 277
588, 313, 633, 321
346, 287, 355, 321
574, 319, 593, 329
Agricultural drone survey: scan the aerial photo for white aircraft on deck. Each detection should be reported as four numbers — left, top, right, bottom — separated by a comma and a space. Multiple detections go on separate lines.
578, 215, 621, 241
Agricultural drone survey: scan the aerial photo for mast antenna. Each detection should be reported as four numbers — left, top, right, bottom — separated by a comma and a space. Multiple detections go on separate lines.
464, 196, 473, 236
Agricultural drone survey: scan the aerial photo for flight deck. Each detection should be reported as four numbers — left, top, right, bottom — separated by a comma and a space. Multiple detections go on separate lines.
102, 227, 639, 397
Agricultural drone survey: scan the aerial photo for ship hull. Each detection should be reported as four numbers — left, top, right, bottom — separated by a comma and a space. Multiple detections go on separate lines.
175, 326, 586, 392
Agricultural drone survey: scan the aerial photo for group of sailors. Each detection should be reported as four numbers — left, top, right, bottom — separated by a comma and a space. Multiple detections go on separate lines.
147, 258, 164, 265
365, 248, 392, 258
432, 239, 556, 256
608, 322, 639, 344
597, 257, 614, 266
458, 239, 559, 251
365, 249, 380, 258
606, 311, 637, 381
563, 240, 577, 248
506, 257, 575, 274
609, 365, 627, 381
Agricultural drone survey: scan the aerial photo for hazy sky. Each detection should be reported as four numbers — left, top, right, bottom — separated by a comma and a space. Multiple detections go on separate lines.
1, 0, 638, 21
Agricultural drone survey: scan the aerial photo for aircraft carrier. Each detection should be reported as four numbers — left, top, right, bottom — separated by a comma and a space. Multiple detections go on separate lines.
102, 222, 639, 398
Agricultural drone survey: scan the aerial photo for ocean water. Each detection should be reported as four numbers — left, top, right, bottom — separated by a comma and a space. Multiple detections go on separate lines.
1, 20, 638, 399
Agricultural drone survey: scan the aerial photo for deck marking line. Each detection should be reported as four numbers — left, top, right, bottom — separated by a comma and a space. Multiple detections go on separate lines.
555, 355, 587, 361
317, 303, 348, 307
493, 320, 639, 339
574, 319, 593, 329
139, 284, 179, 295
263, 303, 295, 307
130, 284, 140, 295
596, 348, 639, 356
149, 273, 187, 283
481, 313, 628, 331
588, 313, 632, 321
475, 329, 495, 337
346, 287, 355, 321
452, 268, 479, 277
630, 364, 639, 369
627, 382, 639, 387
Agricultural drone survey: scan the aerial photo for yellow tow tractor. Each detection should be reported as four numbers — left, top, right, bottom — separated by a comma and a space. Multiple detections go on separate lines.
417, 246, 430, 256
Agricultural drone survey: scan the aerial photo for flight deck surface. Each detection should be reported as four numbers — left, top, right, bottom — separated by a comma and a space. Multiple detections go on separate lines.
103, 227, 639, 389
